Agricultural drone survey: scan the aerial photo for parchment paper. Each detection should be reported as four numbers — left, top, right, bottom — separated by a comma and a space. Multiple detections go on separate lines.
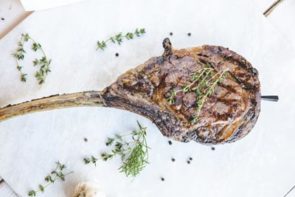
0, 0, 295, 196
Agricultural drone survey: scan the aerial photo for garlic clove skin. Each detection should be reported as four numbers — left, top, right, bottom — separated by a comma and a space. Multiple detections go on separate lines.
72, 182, 106, 197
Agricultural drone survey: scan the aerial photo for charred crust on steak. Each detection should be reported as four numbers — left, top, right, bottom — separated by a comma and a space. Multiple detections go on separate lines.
102, 39, 261, 144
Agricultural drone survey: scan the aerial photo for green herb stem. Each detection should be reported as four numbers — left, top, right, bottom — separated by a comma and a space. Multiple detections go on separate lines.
96, 28, 146, 50
13, 33, 51, 84
195, 70, 228, 117
167, 65, 228, 124
28, 162, 73, 197
84, 121, 149, 177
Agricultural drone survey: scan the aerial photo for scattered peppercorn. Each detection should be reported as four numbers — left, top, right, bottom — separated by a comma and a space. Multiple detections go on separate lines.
211, 147, 215, 151
168, 140, 172, 145
187, 32, 191, 36
83, 138, 88, 142
189, 157, 193, 161
169, 32, 173, 36
1, 17, 4, 21
161, 177, 165, 181
187, 160, 191, 164
171, 158, 175, 162
115, 53, 119, 57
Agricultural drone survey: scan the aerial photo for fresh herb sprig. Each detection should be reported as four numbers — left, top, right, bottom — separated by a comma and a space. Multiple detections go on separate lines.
167, 64, 228, 123
13, 33, 51, 84
96, 28, 146, 50
166, 67, 214, 105
13, 33, 29, 82
194, 69, 228, 122
28, 161, 73, 197
84, 121, 149, 177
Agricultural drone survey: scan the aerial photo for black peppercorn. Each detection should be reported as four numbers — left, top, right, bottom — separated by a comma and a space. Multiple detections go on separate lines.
115, 53, 119, 57
83, 138, 88, 142
168, 140, 172, 145
211, 147, 215, 151
169, 32, 173, 36
187, 160, 191, 164
1, 17, 4, 21
171, 157, 175, 162
189, 157, 193, 161
161, 177, 165, 181
187, 32, 191, 36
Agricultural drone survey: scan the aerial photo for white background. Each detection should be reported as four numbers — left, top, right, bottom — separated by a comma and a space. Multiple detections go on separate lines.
1, 0, 295, 197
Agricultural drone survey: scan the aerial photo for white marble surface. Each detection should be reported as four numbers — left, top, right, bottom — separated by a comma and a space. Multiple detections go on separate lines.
0, 0, 295, 197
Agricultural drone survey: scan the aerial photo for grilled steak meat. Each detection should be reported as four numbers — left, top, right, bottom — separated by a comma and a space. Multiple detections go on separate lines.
0, 38, 260, 144
103, 38, 260, 144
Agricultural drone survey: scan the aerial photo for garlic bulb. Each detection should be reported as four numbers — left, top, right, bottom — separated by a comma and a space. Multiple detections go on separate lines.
72, 182, 106, 197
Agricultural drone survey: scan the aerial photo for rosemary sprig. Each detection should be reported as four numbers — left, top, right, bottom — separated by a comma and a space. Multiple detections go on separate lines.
166, 65, 228, 124
12, 33, 51, 84
96, 28, 146, 50
28, 161, 73, 196
84, 121, 149, 177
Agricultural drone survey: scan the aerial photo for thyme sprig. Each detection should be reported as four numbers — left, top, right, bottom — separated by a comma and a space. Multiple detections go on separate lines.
167, 65, 228, 123
84, 121, 149, 177
195, 70, 228, 119
167, 67, 214, 104
12, 33, 51, 84
96, 28, 146, 50
13, 33, 29, 82
28, 161, 73, 196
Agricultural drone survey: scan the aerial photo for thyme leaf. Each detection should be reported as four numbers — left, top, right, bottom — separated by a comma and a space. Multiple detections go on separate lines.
20, 73, 28, 82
